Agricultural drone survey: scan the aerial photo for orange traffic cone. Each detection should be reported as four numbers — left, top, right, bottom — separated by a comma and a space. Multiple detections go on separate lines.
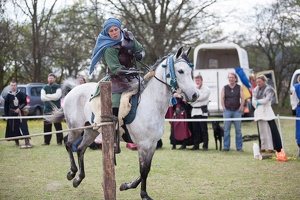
276, 149, 287, 162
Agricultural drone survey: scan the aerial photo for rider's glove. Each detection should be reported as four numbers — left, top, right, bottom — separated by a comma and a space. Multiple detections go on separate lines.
134, 52, 143, 61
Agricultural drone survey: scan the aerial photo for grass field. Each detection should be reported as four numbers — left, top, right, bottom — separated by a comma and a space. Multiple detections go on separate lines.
0, 118, 300, 200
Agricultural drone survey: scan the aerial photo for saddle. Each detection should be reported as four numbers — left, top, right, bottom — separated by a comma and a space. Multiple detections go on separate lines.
118, 89, 139, 136
89, 71, 155, 139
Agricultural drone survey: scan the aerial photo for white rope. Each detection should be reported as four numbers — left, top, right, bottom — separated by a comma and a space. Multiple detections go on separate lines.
165, 116, 300, 122
0, 122, 113, 141
0, 115, 44, 119
1, 114, 299, 142
1, 114, 300, 122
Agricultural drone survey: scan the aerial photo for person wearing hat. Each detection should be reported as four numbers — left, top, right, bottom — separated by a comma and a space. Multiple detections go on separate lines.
41, 73, 63, 146
189, 73, 210, 150
89, 18, 144, 117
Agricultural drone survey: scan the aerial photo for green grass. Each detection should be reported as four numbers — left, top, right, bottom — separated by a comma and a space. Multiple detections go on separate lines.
0, 119, 300, 200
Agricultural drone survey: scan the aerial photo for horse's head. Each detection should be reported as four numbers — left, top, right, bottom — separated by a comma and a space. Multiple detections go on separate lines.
171, 47, 198, 102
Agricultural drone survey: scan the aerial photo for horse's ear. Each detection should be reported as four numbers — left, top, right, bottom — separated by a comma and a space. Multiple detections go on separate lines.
175, 47, 183, 59
184, 47, 191, 57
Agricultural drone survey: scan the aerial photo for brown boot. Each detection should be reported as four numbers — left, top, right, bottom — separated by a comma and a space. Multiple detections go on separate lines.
25, 138, 33, 148
15, 140, 20, 146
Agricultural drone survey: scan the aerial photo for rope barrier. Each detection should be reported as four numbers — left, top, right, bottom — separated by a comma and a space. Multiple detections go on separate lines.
0, 115, 44, 119
1, 115, 300, 121
165, 116, 300, 122
0, 122, 113, 141
1, 114, 299, 142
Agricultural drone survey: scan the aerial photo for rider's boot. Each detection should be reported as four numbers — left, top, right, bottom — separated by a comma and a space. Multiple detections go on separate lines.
113, 108, 121, 154
114, 128, 121, 154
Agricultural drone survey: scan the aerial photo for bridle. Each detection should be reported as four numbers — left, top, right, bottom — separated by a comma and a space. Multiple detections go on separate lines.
137, 53, 194, 105
158, 54, 194, 105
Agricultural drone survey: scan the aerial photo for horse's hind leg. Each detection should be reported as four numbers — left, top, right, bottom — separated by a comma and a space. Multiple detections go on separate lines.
64, 132, 80, 181
73, 128, 99, 188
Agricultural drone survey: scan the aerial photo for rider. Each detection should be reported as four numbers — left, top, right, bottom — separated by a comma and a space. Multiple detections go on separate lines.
89, 17, 145, 117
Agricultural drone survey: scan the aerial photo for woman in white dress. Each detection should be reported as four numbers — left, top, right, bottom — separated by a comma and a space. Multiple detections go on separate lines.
252, 75, 282, 153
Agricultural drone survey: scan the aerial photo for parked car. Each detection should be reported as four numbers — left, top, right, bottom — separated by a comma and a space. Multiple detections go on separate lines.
0, 83, 46, 116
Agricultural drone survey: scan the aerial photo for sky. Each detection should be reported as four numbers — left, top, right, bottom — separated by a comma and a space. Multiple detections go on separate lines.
4, 0, 276, 36
207, 0, 276, 37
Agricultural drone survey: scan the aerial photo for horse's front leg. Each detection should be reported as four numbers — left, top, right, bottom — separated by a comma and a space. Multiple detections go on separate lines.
119, 144, 155, 200
64, 134, 78, 181
120, 176, 142, 191
73, 128, 99, 188
139, 148, 155, 200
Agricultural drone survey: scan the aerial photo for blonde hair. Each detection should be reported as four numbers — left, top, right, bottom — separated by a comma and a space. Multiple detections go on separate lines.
257, 74, 268, 82
297, 75, 300, 83
228, 72, 238, 83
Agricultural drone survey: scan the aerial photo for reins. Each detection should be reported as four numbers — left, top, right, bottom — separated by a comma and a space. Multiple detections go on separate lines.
137, 54, 193, 105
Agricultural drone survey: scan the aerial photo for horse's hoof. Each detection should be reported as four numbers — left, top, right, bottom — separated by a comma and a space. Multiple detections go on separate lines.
73, 178, 82, 188
67, 171, 76, 181
141, 194, 153, 200
141, 191, 153, 200
119, 182, 129, 191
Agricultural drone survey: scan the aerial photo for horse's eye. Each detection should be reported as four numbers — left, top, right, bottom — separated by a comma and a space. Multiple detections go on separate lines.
178, 69, 184, 74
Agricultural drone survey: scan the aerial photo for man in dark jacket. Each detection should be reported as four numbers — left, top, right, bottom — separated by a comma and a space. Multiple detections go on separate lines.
4, 80, 32, 148
41, 73, 63, 145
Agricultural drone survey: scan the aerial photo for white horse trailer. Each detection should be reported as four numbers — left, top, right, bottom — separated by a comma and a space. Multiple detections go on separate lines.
193, 43, 253, 116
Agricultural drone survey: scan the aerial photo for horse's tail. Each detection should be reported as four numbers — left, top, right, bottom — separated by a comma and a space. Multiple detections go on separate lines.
62, 77, 79, 97
44, 106, 65, 123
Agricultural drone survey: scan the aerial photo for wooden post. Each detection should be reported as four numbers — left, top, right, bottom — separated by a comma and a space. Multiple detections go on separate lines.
100, 81, 116, 200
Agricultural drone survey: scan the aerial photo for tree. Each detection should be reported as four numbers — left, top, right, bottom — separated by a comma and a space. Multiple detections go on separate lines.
13, 0, 58, 82
253, 0, 300, 106
49, 0, 105, 80
104, 0, 220, 64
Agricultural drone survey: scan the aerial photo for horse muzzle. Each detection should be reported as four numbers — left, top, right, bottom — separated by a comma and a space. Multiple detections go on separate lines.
191, 92, 198, 102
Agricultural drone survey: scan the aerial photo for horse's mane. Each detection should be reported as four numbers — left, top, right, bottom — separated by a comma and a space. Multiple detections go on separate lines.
151, 52, 191, 71
151, 56, 167, 71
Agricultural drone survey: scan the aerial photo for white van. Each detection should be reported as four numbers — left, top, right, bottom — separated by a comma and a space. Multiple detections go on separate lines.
193, 43, 253, 116
290, 69, 300, 115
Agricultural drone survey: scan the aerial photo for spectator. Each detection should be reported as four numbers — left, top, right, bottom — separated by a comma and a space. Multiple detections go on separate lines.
166, 93, 192, 150
77, 76, 86, 84
189, 73, 210, 150
291, 75, 300, 157
252, 74, 283, 153
221, 72, 245, 152
41, 73, 63, 146
4, 80, 32, 148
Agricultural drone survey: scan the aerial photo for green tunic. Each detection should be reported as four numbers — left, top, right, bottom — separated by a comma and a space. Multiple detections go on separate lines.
102, 37, 143, 108
42, 83, 61, 114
